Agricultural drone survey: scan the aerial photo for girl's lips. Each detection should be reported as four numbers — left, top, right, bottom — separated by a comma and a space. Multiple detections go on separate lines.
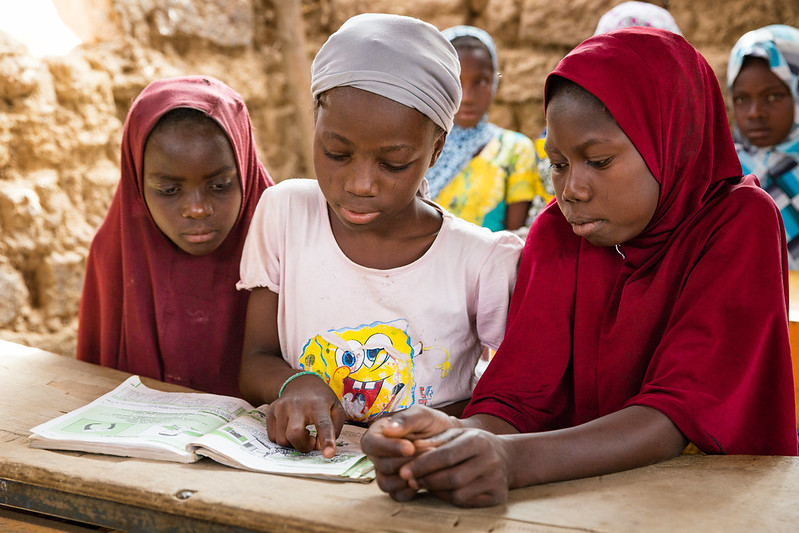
569, 219, 603, 238
183, 231, 217, 243
746, 127, 771, 140
340, 207, 379, 225
456, 110, 480, 122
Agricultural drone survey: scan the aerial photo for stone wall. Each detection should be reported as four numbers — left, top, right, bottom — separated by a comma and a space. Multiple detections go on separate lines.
1, 0, 798, 355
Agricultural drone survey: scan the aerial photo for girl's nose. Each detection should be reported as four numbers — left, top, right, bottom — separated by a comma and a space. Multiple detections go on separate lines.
344, 162, 378, 196
560, 166, 590, 203
182, 191, 213, 218
461, 83, 473, 103
746, 99, 766, 119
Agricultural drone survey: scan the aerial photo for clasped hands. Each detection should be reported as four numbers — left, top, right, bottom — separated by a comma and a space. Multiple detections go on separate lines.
264, 374, 512, 507
361, 405, 513, 508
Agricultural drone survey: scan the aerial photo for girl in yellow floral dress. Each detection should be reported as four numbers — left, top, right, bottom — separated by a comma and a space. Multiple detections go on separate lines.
426, 26, 551, 232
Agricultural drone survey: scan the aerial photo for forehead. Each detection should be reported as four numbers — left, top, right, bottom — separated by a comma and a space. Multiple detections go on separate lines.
545, 89, 617, 141
317, 86, 436, 137
456, 47, 494, 71
143, 119, 237, 173
733, 57, 788, 90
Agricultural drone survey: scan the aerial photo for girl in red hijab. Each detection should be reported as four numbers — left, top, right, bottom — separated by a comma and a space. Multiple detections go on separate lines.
77, 76, 273, 396
362, 28, 799, 507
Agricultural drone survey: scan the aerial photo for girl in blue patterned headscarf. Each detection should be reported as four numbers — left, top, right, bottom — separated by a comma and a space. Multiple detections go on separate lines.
424, 26, 499, 201
728, 24, 799, 267
425, 26, 551, 231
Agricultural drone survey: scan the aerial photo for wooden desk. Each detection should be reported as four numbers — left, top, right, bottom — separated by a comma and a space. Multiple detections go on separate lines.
1, 339, 798, 533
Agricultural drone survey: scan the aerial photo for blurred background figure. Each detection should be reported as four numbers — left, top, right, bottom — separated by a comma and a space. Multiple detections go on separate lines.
426, 25, 551, 233
727, 24, 799, 268
593, 1, 682, 36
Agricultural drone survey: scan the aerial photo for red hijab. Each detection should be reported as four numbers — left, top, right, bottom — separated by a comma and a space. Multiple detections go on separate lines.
77, 76, 273, 396
464, 29, 798, 455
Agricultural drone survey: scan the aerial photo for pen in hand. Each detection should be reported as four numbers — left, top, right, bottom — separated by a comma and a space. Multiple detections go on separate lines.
372, 383, 405, 423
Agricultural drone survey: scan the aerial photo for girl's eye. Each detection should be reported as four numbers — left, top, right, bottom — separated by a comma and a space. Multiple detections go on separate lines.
733, 95, 748, 106
156, 185, 179, 196
323, 149, 349, 161
210, 179, 234, 192
588, 157, 612, 169
382, 162, 411, 172
549, 162, 568, 173
766, 92, 787, 103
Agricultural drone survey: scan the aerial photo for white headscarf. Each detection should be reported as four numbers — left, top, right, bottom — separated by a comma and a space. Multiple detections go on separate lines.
594, 1, 682, 36
311, 13, 462, 133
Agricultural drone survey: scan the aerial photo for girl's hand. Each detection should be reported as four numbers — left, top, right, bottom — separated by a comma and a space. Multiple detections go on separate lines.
264, 374, 346, 458
361, 405, 461, 501
401, 427, 512, 508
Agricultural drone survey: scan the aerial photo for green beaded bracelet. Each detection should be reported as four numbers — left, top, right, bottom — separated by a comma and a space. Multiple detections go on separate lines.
278, 371, 324, 398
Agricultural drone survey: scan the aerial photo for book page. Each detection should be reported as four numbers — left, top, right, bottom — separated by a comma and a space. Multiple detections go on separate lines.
191, 410, 375, 482
29, 376, 254, 462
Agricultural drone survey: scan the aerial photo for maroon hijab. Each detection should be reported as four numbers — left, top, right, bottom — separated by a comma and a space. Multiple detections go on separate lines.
77, 76, 273, 396
465, 29, 798, 454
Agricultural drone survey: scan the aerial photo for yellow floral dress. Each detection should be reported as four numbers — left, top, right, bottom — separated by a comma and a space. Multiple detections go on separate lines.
434, 129, 551, 231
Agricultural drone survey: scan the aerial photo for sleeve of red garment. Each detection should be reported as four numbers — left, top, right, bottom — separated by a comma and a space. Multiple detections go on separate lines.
625, 187, 798, 455
463, 206, 579, 432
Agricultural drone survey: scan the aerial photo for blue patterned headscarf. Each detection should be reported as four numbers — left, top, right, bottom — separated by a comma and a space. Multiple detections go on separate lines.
425, 25, 500, 200
728, 24, 799, 266
727, 24, 799, 157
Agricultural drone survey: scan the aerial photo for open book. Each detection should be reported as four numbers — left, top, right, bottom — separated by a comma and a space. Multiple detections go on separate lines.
29, 376, 374, 482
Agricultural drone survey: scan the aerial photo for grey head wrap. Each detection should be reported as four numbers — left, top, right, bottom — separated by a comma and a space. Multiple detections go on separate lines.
310, 13, 462, 133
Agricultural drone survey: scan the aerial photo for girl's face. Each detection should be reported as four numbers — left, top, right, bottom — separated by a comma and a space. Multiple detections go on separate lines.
142, 119, 242, 256
544, 89, 660, 247
313, 86, 445, 234
453, 46, 494, 128
732, 58, 795, 148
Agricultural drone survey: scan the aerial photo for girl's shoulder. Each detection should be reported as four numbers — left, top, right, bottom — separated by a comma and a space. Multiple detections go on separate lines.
724, 175, 780, 212
699, 176, 782, 235
440, 210, 524, 256
260, 178, 321, 209
265, 177, 319, 197
252, 178, 325, 231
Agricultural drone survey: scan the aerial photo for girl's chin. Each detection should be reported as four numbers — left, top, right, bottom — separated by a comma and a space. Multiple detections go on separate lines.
454, 114, 482, 128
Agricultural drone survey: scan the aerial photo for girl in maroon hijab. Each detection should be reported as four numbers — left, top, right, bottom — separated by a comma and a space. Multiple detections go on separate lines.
362, 28, 799, 507
77, 76, 273, 396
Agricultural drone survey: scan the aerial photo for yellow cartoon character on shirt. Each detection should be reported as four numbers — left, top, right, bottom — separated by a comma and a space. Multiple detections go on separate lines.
299, 320, 420, 422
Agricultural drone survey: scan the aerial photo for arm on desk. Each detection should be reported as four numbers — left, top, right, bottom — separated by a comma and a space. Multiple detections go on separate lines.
240, 287, 346, 458
362, 404, 686, 508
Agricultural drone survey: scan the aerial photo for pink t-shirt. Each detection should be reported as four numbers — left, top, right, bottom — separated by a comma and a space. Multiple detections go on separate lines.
238, 179, 523, 422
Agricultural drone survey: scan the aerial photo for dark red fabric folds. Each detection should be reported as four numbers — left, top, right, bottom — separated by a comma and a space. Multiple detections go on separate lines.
77, 76, 273, 396
464, 29, 798, 455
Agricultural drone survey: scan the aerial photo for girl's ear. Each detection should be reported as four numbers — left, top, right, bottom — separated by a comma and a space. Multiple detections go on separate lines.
428, 131, 447, 168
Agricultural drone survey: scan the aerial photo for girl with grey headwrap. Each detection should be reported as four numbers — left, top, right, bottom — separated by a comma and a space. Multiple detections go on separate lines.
238, 13, 524, 459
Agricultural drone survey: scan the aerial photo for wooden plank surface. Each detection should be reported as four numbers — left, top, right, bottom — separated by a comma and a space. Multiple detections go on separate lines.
2, 339, 799, 532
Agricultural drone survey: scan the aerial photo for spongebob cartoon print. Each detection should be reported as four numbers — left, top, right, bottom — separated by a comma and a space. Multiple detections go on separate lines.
300, 319, 423, 422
